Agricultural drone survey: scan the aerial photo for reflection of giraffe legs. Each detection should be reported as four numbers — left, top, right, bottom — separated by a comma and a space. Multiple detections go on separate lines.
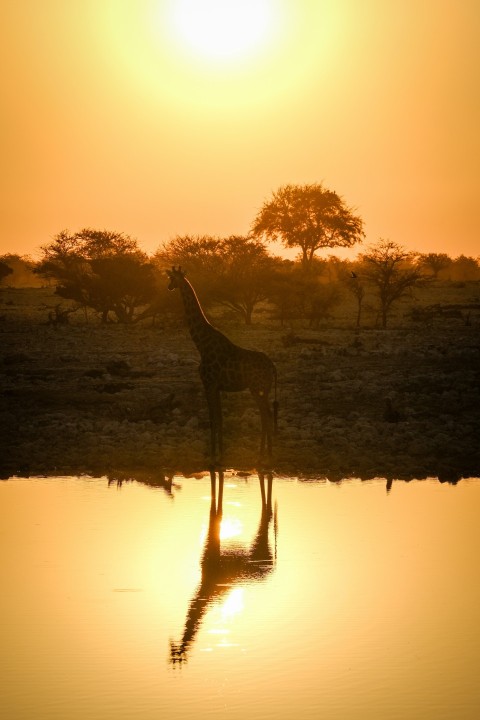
210, 468, 224, 516
259, 471, 273, 512
169, 470, 275, 665
170, 470, 225, 665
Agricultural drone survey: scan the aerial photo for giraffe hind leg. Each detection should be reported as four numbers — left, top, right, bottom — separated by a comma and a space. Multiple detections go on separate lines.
205, 386, 223, 464
252, 391, 273, 460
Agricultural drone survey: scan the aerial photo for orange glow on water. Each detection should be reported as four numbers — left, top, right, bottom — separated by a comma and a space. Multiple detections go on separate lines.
1, 475, 480, 718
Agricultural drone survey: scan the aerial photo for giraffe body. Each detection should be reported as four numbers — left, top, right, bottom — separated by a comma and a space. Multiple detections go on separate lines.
167, 267, 277, 461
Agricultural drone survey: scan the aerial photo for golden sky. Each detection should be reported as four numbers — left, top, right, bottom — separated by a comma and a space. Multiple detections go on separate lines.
1, 0, 479, 259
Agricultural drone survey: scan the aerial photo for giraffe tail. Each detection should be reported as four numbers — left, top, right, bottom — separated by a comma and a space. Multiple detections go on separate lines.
272, 364, 279, 434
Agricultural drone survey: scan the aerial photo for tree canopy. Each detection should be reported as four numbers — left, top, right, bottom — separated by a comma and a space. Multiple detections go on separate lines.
419, 253, 452, 278
37, 228, 157, 323
154, 235, 223, 287
212, 235, 278, 324
251, 183, 364, 270
359, 239, 426, 328
0, 259, 13, 284
156, 234, 278, 323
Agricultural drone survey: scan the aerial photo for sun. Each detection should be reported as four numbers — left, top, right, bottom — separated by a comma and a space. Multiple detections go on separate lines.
168, 0, 275, 63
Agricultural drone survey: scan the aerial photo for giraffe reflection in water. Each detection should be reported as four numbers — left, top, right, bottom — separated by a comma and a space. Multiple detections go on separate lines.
170, 470, 276, 664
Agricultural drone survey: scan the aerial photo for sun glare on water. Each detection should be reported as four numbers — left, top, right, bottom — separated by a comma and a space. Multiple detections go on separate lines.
168, 0, 276, 63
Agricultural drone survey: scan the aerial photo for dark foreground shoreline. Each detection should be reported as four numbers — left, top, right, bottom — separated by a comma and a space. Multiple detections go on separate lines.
1, 299, 479, 483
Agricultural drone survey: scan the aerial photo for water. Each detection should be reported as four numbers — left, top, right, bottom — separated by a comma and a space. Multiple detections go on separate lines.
1, 474, 479, 719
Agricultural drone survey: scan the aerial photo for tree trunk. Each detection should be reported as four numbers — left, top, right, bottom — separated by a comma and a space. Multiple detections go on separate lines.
381, 306, 388, 328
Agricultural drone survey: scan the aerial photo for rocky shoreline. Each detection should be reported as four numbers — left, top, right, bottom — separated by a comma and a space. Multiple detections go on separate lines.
1, 301, 479, 482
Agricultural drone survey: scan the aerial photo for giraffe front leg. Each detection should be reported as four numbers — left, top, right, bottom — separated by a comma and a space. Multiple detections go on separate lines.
252, 391, 273, 462
216, 392, 223, 463
258, 471, 273, 513
204, 385, 222, 465
205, 389, 217, 464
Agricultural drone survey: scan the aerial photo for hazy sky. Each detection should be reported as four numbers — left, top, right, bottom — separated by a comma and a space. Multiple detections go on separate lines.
1, 0, 479, 260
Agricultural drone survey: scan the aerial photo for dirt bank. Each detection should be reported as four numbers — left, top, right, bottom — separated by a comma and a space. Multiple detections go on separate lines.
1, 289, 479, 481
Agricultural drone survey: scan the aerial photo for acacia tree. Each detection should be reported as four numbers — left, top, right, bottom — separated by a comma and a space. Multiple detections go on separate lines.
154, 234, 225, 319
360, 239, 426, 328
212, 236, 277, 324
265, 259, 338, 327
450, 255, 480, 281
36, 228, 157, 323
154, 235, 223, 288
419, 252, 452, 279
336, 260, 367, 328
156, 234, 277, 324
0, 260, 13, 284
251, 182, 364, 270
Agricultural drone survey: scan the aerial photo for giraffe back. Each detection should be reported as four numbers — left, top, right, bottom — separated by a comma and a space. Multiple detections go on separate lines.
199, 333, 275, 394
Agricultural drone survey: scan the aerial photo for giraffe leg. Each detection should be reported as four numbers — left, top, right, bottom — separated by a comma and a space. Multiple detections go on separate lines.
217, 393, 224, 461
252, 391, 273, 460
204, 386, 223, 464
204, 386, 219, 463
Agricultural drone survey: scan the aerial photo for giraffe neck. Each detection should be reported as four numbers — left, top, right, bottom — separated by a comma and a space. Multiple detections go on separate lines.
179, 278, 216, 354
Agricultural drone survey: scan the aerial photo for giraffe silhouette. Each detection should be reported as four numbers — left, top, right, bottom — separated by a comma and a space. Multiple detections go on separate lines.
170, 469, 276, 664
167, 267, 278, 462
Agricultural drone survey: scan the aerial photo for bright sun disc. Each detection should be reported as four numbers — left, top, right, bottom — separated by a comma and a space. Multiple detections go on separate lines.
169, 0, 274, 62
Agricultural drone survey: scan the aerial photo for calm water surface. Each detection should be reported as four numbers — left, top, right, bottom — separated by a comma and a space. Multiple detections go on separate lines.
1, 474, 479, 720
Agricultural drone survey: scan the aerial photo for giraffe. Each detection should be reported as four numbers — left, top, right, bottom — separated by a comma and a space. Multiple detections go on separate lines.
170, 469, 276, 664
166, 267, 278, 462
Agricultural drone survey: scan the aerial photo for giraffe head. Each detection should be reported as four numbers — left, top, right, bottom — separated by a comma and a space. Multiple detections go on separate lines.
166, 266, 186, 291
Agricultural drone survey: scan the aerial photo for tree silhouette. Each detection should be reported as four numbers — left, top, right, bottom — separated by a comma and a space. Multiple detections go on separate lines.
450, 255, 480, 282
419, 253, 452, 279
37, 228, 157, 323
251, 182, 364, 270
157, 234, 278, 324
265, 259, 339, 327
359, 239, 426, 328
154, 234, 223, 297
212, 235, 277, 324
0, 260, 13, 284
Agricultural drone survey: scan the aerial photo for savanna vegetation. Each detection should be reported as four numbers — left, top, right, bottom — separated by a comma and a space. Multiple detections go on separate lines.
4, 236, 479, 330
3, 182, 479, 330
1, 182, 479, 480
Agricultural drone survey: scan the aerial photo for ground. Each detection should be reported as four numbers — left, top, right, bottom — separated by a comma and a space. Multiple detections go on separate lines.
1, 286, 479, 482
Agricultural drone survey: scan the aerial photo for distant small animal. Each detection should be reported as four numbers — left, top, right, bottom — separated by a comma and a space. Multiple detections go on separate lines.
351, 271, 357, 278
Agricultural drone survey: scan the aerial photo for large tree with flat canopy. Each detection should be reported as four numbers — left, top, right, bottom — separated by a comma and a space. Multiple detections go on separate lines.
251, 182, 364, 270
